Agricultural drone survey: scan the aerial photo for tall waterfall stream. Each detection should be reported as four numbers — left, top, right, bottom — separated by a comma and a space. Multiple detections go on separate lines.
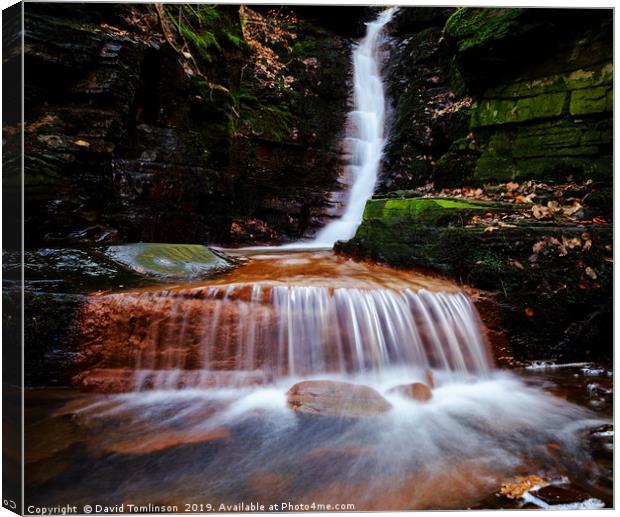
25, 9, 611, 510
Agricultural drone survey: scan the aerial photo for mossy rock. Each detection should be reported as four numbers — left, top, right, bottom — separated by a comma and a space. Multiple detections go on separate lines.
569, 86, 613, 116
472, 119, 612, 183
444, 8, 525, 53
470, 92, 566, 128
361, 197, 511, 227
102, 243, 233, 281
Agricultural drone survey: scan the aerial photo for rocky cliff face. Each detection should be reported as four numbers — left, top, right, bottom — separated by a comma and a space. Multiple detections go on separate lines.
20, 4, 366, 247
380, 7, 612, 195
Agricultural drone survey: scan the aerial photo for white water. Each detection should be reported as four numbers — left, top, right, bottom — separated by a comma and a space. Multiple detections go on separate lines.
249, 7, 394, 252
79, 283, 492, 391
311, 8, 394, 246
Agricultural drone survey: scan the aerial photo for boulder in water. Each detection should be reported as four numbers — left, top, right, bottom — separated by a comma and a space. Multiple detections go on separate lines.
388, 382, 433, 402
287, 380, 392, 417
103, 243, 233, 281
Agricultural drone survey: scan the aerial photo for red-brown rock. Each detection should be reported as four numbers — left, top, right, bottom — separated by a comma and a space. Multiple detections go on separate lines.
388, 382, 433, 402
287, 380, 392, 417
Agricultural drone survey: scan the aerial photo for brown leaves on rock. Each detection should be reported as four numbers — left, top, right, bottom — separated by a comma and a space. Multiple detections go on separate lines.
431, 179, 606, 225
531, 200, 583, 222
430, 96, 473, 120
240, 6, 297, 91
531, 235, 585, 259
467, 211, 520, 231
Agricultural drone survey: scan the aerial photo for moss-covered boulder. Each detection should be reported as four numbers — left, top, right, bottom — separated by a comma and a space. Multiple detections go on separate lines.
103, 243, 232, 281
337, 197, 612, 363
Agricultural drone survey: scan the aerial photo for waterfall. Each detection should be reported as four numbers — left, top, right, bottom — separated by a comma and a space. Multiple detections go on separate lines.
76, 279, 492, 392
262, 8, 394, 251
311, 8, 395, 246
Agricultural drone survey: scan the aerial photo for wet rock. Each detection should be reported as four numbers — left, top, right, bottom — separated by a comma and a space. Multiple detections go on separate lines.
229, 217, 280, 244
589, 423, 613, 438
586, 382, 613, 398
287, 380, 392, 418
388, 382, 432, 402
102, 243, 233, 281
529, 485, 587, 505
66, 225, 121, 244
579, 366, 607, 376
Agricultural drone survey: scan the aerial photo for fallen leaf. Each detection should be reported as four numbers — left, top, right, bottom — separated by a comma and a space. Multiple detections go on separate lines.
584, 267, 597, 280
532, 204, 550, 220
524, 307, 535, 318
500, 475, 548, 499
515, 193, 535, 204
532, 240, 546, 254
582, 239, 592, 251
483, 226, 497, 232
593, 217, 608, 225
508, 259, 524, 270
563, 201, 582, 216
74, 139, 90, 148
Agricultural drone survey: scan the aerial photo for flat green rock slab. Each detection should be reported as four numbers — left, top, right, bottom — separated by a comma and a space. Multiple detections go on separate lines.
362, 197, 516, 225
102, 243, 233, 280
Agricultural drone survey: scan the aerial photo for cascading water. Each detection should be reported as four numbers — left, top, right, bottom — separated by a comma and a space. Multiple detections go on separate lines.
76, 276, 492, 392
30, 9, 610, 511
310, 7, 394, 246
258, 7, 393, 251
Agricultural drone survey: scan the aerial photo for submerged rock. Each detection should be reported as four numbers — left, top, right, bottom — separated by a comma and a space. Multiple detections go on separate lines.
287, 380, 392, 417
105, 427, 230, 455
388, 382, 433, 402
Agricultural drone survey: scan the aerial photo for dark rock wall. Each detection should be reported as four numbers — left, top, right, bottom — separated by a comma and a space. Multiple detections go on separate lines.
19, 3, 362, 247
380, 7, 612, 191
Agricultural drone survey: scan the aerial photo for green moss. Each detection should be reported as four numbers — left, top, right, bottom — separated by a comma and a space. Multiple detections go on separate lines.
102, 243, 233, 280
472, 118, 612, 183
25, 12, 100, 32
569, 86, 612, 115
165, 5, 221, 62
485, 64, 612, 99
471, 92, 566, 127
444, 7, 524, 52
362, 197, 504, 227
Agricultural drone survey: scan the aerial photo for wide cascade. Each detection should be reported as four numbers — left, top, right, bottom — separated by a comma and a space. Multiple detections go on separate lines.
75, 252, 492, 391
